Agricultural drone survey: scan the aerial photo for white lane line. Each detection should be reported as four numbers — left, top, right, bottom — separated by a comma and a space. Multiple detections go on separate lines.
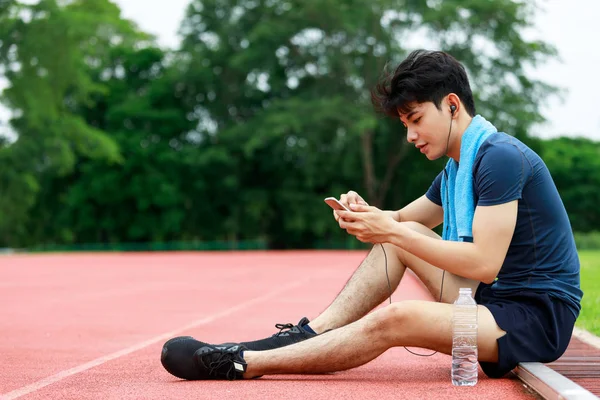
2, 278, 310, 400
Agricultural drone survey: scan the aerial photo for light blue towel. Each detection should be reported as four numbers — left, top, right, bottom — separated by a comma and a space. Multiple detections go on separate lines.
441, 115, 497, 241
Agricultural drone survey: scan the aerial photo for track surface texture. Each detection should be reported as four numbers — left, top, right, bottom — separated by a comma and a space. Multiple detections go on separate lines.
0, 251, 538, 399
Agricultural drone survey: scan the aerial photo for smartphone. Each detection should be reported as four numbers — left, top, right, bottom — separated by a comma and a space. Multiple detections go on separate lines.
324, 197, 351, 212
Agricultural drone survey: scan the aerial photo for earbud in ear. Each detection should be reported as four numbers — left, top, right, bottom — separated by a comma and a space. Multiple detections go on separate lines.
450, 105, 457, 114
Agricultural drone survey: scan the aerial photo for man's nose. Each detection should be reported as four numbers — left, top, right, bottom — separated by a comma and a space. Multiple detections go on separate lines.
406, 128, 418, 143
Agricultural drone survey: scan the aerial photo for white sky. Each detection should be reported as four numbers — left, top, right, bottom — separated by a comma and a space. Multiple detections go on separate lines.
2, 0, 599, 141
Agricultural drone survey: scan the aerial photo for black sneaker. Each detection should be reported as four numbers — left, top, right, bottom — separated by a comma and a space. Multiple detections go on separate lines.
161, 336, 247, 380
240, 317, 318, 351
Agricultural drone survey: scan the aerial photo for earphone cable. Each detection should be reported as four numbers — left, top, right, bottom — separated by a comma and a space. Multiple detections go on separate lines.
383, 109, 453, 357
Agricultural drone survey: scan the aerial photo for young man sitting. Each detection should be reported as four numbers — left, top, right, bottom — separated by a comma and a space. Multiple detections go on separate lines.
160, 50, 582, 381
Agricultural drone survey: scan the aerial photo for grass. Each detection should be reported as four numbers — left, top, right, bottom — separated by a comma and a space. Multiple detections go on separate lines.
577, 250, 600, 336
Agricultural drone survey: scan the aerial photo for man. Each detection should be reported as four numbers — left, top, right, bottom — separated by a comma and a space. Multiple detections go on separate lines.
160, 50, 582, 381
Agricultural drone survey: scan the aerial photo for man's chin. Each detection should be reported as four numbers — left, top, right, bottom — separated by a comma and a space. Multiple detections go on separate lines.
425, 152, 441, 161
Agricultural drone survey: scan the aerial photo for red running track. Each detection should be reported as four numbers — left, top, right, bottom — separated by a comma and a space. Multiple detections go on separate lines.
0, 251, 538, 400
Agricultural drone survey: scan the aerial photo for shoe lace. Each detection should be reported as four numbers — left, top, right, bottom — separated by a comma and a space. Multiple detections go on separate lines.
274, 322, 296, 336
206, 351, 238, 380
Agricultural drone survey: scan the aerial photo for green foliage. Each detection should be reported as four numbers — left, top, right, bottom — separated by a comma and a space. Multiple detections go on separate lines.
171, 0, 555, 248
0, 151, 39, 244
2, 0, 596, 250
25, 45, 198, 245
574, 232, 600, 251
541, 137, 600, 233
0, 0, 151, 242
0, 0, 146, 167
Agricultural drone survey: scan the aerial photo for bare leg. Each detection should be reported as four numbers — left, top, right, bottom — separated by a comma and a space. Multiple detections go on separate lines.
309, 243, 405, 333
309, 222, 479, 333
244, 300, 505, 378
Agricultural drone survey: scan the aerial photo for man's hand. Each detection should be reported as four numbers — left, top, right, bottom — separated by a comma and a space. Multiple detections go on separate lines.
334, 191, 368, 222
335, 204, 397, 244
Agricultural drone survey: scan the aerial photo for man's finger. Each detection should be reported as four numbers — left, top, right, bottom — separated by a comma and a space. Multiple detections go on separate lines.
337, 210, 359, 221
349, 190, 366, 205
340, 193, 351, 208
348, 203, 372, 212
339, 218, 349, 229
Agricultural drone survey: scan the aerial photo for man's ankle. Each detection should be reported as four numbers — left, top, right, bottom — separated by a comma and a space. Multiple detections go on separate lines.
306, 320, 330, 334
242, 351, 260, 379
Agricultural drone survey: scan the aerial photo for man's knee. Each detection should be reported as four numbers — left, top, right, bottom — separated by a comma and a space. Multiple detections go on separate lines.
366, 301, 421, 341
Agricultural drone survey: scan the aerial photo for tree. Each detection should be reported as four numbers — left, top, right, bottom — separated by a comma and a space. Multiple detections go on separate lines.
541, 137, 600, 232
175, 0, 557, 247
0, 0, 565, 249
0, 0, 151, 246
27, 45, 199, 246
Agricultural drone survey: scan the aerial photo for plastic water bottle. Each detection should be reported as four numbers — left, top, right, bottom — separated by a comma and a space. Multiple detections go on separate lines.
451, 287, 478, 386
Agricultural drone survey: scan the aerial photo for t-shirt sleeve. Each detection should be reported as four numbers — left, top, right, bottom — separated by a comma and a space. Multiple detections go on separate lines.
425, 171, 443, 206
475, 141, 531, 206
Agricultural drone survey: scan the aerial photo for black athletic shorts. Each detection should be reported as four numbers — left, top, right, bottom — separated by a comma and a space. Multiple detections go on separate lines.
475, 283, 577, 378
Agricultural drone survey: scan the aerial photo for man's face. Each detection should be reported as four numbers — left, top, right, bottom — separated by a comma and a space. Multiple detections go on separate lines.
399, 101, 451, 161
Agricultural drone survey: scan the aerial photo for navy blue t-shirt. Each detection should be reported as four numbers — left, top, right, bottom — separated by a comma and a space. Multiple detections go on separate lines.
426, 133, 582, 317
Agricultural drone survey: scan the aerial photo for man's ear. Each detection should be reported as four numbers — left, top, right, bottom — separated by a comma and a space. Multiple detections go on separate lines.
446, 93, 461, 116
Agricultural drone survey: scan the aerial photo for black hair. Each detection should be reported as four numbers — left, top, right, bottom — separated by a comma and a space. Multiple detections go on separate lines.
371, 50, 476, 118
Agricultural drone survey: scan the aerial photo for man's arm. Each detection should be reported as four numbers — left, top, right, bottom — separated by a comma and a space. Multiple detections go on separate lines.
395, 194, 444, 229
390, 200, 518, 283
